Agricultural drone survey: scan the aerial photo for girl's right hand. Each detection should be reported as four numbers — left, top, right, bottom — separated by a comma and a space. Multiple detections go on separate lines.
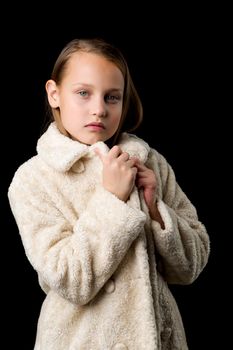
94, 145, 138, 202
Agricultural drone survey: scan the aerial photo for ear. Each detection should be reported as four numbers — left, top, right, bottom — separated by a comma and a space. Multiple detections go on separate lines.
45, 80, 60, 108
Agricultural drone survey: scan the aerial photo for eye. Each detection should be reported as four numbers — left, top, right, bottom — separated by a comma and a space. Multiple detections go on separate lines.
105, 94, 121, 103
78, 90, 88, 97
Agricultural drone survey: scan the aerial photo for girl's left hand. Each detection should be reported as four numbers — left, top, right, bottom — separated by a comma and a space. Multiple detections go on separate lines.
134, 159, 157, 211
134, 159, 164, 228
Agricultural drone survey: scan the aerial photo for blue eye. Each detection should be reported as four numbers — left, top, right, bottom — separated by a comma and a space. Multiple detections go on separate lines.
105, 95, 120, 103
78, 91, 88, 97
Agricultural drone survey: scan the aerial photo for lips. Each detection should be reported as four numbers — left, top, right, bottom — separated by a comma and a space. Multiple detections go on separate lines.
85, 122, 105, 129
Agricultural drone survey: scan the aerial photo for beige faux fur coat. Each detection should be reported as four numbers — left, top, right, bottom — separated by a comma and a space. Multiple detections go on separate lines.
8, 122, 210, 350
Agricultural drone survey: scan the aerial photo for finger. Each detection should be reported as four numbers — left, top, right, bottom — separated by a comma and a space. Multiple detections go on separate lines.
118, 152, 130, 161
108, 145, 122, 159
130, 157, 140, 165
130, 158, 145, 169
126, 158, 138, 167
134, 162, 147, 171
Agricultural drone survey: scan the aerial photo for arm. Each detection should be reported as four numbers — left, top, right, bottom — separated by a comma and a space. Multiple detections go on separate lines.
8, 165, 146, 305
140, 150, 210, 284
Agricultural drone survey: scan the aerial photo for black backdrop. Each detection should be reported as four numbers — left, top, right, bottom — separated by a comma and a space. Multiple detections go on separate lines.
1, 7, 229, 350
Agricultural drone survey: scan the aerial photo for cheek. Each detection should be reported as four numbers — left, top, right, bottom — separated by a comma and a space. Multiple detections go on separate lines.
60, 93, 78, 109
113, 105, 123, 123
111, 114, 122, 130
60, 100, 80, 119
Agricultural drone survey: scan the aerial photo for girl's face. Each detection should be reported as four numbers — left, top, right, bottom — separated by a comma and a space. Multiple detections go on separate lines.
46, 52, 124, 145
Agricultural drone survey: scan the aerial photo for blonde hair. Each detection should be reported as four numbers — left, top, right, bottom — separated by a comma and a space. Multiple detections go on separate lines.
46, 38, 143, 145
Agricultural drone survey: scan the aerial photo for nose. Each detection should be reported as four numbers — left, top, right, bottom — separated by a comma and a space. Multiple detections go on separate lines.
90, 97, 107, 118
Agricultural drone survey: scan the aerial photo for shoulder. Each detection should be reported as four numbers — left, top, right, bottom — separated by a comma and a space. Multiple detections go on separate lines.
8, 155, 42, 191
13, 155, 40, 175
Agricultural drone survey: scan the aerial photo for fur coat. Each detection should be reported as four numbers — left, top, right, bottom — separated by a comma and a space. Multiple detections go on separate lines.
8, 122, 210, 349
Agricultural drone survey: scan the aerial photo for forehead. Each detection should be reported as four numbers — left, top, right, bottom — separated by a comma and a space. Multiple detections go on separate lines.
64, 52, 124, 84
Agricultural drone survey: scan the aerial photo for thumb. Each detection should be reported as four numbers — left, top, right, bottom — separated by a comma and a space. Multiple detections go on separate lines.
130, 157, 140, 166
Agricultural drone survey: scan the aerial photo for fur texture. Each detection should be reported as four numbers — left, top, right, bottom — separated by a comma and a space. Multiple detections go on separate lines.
8, 123, 210, 349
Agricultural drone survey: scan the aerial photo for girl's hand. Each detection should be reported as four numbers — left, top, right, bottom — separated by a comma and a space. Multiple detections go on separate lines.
135, 159, 165, 228
95, 146, 138, 202
134, 159, 157, 210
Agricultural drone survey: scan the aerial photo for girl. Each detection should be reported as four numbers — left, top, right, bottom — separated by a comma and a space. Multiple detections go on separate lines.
8, 38, 210, 349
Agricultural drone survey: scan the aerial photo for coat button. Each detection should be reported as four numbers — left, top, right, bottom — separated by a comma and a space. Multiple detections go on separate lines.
112, 343, 127, 349
104, 279, 115, 293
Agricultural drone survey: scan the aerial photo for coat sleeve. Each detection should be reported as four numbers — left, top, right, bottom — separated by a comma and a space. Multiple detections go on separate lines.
8, 163, 146, 305
147, 149, 210, 285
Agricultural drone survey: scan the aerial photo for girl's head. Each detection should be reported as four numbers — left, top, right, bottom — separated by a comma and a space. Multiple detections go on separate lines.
45, 38, 143, 146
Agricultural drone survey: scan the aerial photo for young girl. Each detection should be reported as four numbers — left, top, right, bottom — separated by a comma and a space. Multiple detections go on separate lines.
8, 38, 210, 350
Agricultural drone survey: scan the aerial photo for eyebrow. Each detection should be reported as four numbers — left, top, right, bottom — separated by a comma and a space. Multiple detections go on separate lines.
72, 83, 123, 92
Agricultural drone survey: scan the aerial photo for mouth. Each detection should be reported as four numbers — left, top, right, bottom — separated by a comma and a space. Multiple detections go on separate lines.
85, 122, 105, 130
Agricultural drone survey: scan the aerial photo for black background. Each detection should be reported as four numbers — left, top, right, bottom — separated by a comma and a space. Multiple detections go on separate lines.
1, 6, 230, 349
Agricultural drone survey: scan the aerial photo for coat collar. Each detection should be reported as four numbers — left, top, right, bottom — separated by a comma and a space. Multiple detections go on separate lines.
37, 122, 150, 172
